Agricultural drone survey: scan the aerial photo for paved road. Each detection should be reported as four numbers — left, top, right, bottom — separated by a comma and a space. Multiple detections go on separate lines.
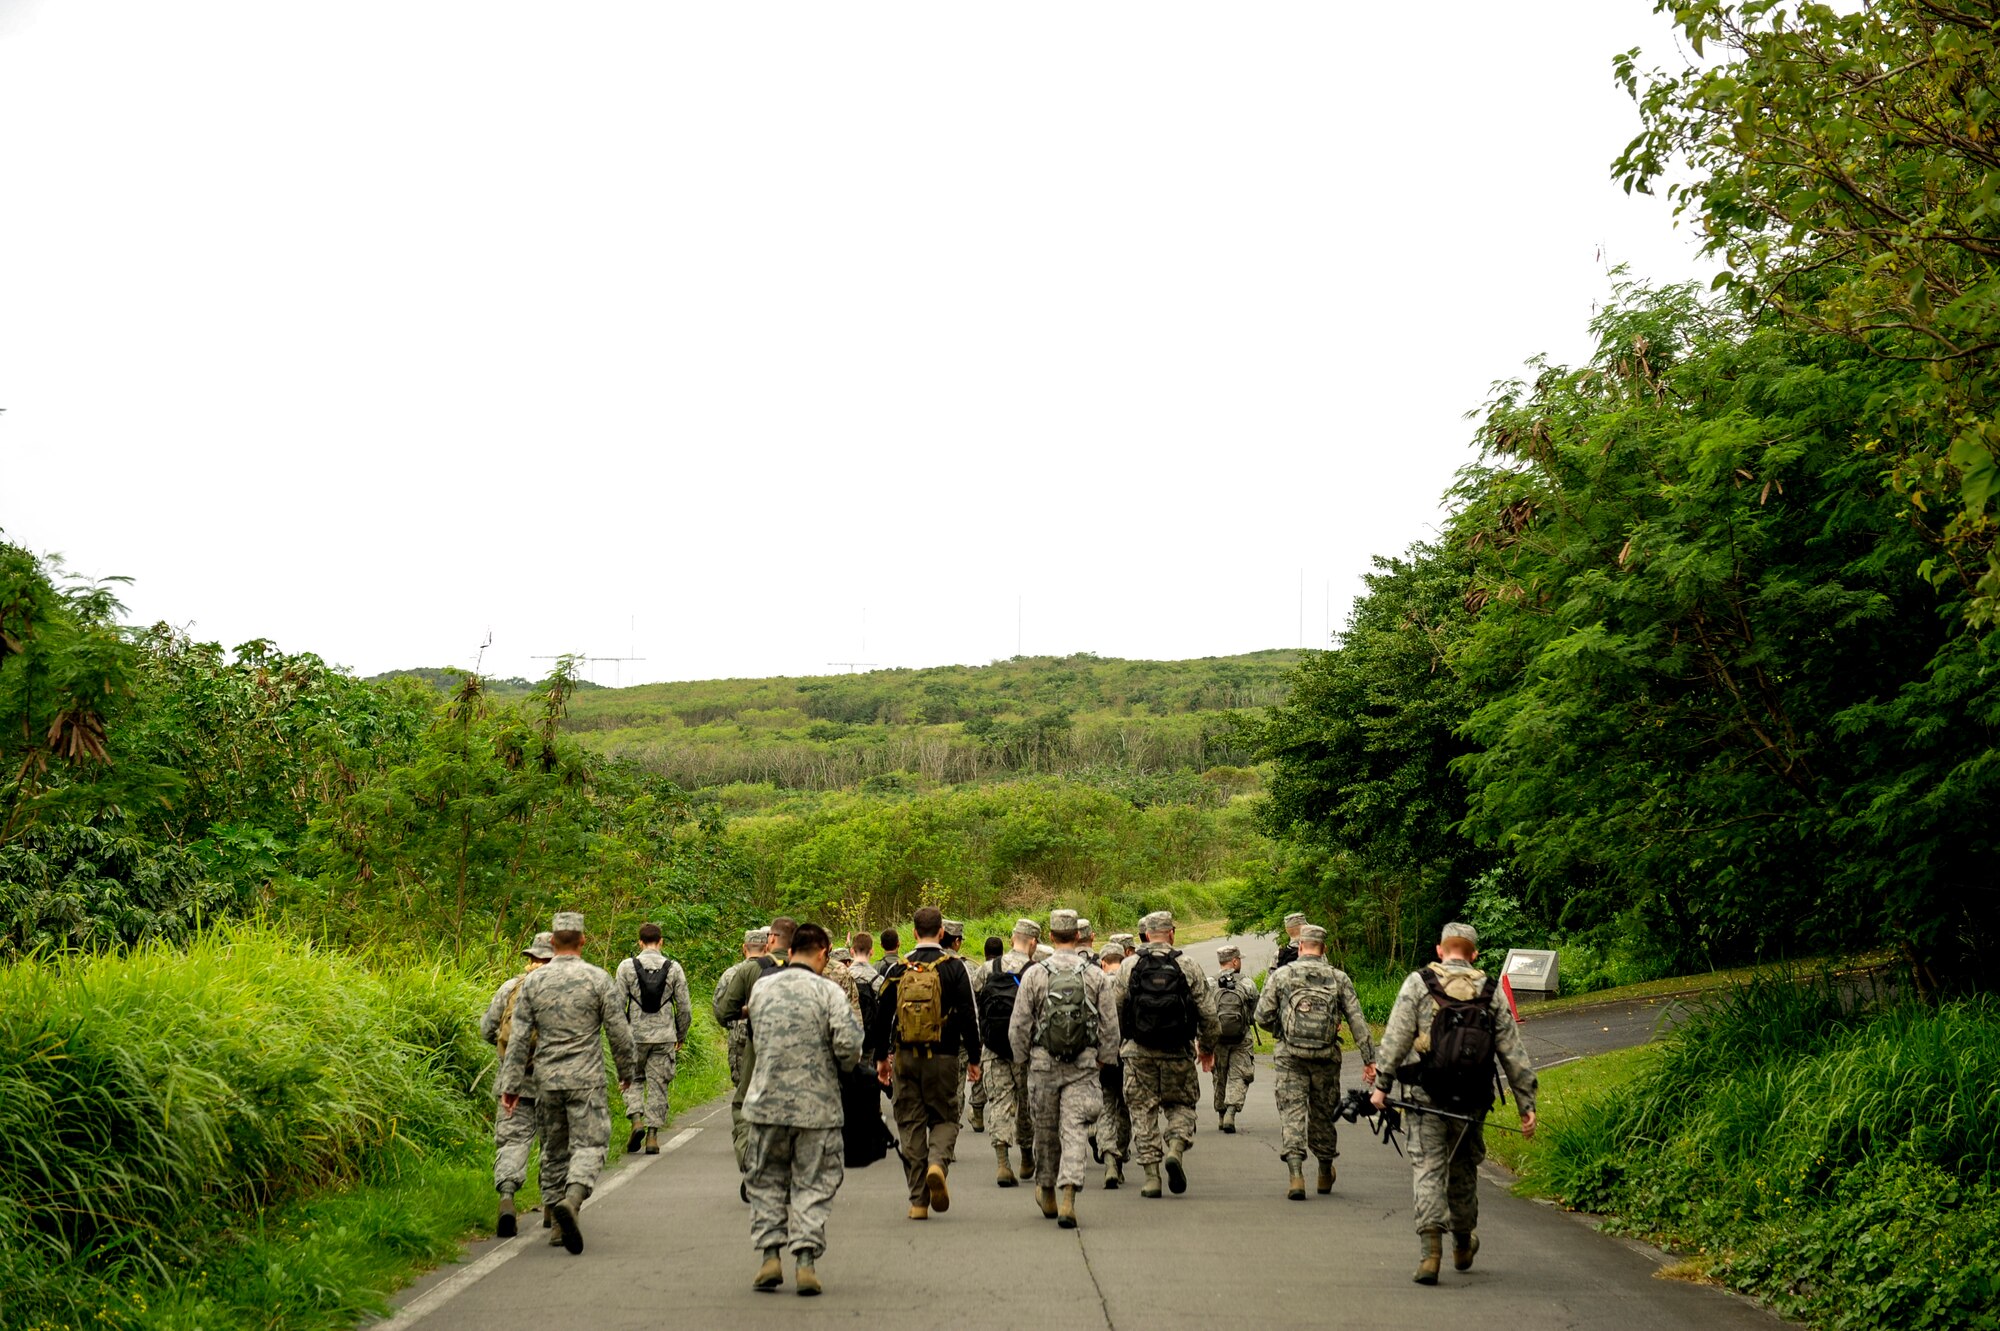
383, 934, 1779, 1330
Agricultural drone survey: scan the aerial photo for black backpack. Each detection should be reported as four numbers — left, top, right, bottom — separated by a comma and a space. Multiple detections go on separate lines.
977, 958, 1020, 1061
632, 957, 674, 1015
1419, 969, 1500, 1111
1126, 950, 1197, 1051
1214, 972, 1250, 1044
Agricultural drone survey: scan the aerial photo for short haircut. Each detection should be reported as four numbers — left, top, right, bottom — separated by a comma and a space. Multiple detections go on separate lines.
851, 931, 874, 956
551, 929, 583, 948
880, 927, 900, 952
1050, 928, 1079, 944
1440, 935, 1476, 958
983, 936, 1004, 959
791, 922, 832, 957
638, 922, 663, 944
912, 906, 943, 939
768, 917, 798, 948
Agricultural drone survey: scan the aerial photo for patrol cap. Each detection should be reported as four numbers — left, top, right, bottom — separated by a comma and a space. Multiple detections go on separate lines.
1110, 932, 1136, 949
1298, 924, 1328, 945
1283, 912, 1307, 929
553, 910, 586, 933
1048, 908, 1079, 933
1441, 921, 1479, 946
1012, 918, 1043, 940
1035, 944, 1053, 960
942, 918, 965, 939
1215, 944, 1240, 963
1140, 910, 1176, 934
832, 947, 851, 963
522, 932, 555, 961
1098, 942, 1126, 964
744, 927, 769, 949
1076, 918, 1094, 937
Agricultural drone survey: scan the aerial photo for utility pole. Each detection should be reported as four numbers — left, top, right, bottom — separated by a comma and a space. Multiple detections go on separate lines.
531, 654, 648, 687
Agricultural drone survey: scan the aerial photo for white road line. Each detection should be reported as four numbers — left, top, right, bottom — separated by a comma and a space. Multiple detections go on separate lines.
373, 1127, 700, 1331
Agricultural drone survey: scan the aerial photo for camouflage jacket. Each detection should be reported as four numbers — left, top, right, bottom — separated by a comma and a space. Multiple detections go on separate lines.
1114, 943, 1221, 1057
823, 954, 866, 1024
614, 952, 693, 1046
479, 970, 539, 1099
713, 954, 776, 1028
1253, 955, 1376, 1064
1374, 959, 1536, 1115
1008, 949, 1121, 1073
742, 966, 864, 1128
498, 954, 637, 1094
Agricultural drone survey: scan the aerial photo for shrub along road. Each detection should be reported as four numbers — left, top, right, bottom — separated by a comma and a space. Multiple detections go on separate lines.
382, 934, 1780, 1330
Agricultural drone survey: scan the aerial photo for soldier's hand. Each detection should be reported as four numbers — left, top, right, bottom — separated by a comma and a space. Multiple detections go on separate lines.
967, 1063, 983, 1085
1520, 1110, 1537, 1139
1363, 1063, 1378, 1085
1369, 1089, 1387, 1111
620, 1082, 633, 1097
501, 1093, 520, 1118
876, 1057, 892, 1087
1200, 1051, 1216, 1073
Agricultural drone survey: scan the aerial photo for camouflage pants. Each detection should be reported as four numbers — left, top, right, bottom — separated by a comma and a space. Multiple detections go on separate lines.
1099, 1066, 1131, 1162
725, 1022, 749, 1088
537, 1085, 612, 1197
892, 1049, 961, 1205
1212, 1038, 1255, 1113
745, 1123, 845, 1258
629, 1042, 677, 1129
956, 1050, 971, 1119
1028, 1060, 1103, 1190
1274, 1054, 1343, 1162
980, 1052, 1032, 1148
1123, 1052, 1200, 1166
968, 1052, 987, 1112
492, 1094, 540, 1194
1407, 1093, 1485, 1234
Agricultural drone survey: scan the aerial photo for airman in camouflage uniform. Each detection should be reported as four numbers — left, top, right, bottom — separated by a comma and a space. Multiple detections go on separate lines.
1114, 911, 1219, 1198
940, 919, 974, 1125
1255, 924, 1376, 1199
1372, 922, 1538, 1284
1273, 912, 1307, 969
1075, 918, 1096, 964
717, 921, 793, 1177
971, 919, 1040, 1185
720, 929, 770, 1092
1209, 943, 1257, 1133
498, 912, 638, 1255
479, 931, 553, 1237
1008, 909, 1120, 1228
1093, 943, 1132, 1185
743, 923, 863, 1296
614, 923, 693, 1155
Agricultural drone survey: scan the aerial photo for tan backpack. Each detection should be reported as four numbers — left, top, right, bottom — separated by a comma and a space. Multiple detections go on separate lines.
895, 961, 946, 1045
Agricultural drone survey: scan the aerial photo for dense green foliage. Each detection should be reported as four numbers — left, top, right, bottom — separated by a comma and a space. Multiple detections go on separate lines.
1535, 977, 2000, 1331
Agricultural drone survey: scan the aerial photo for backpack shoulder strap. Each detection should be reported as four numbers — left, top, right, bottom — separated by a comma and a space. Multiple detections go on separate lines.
1419, 967, 1447, 999
1478, 975, 1499, 1003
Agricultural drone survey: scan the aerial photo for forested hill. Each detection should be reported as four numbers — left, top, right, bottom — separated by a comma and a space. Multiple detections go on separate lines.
435, 651, 1298, 790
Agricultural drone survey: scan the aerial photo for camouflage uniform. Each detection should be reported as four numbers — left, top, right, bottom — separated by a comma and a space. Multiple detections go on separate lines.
614, 950, 693, 1129
715, 951, 783, 1172
717, 930, 769, 1095
498, 953, 637, 1197
480, 967, 542, 1195
1095, 947, 1133, 1167
743, 965, 864, 1260
1255, 954, 1375, 1165
1210, 966, 1258, 1116
1114, 940, 1220, 1167
970, 947, 1037, 1149
1374, 956, 1536, 1237
1009, 950, 1121, 1190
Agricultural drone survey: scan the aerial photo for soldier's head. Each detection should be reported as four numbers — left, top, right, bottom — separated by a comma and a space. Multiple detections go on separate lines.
1141, 910, 1176, 945
850, 931, 874, 960
1216, 943, 1242, 972
912, 906, 944, 943
1048, 908, 1080, 948
983, 935, 1004, 960
551, 911, 586, 954
743, 927, 770, 958
1283, 912, 1307, 940
637, 922, 663, 951
522, 932, 555, 968
1098, 943, 1125, 971
1437, 921, 1478, 962
941, 919, 965, 952
767, 917, 798, 954
1298, 924, 1328, 958
791, 922, 832, 974
880, 927, 901, 956
1078, 919, 1095, 945
1011, 918, 1042, 954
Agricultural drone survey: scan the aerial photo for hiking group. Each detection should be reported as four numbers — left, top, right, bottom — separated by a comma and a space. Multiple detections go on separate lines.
482, 905, 1536, 1296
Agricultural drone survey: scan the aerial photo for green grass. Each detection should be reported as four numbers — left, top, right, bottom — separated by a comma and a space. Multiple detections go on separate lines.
949, 877, 1242, 953
1514, 950, 1895, 1016
1485, 1043, 1660, 1189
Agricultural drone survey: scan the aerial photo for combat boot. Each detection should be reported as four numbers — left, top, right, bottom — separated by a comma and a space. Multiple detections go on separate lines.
969, 1104, 985, 1133
926, 1163, 951, 1213
1413, 1230, 1443, 1285
1453, 1230, 1480, 1272
1103, 1155, 1121, 1190
995, 1141, 1018, 1188
1140, 1164, 1163, 1198
1020, 1143, 1035, 1174
795, 1255, 822, 1297
753, 1247, 784, 1291
1164, 1138, 1189, 1194
1318, 1160, 1335, 1194
1058, 1185, 1078, 1229
1286, 1159, 1306, 1201
552, 1184, 587, 1255
907, 1203, 929, 1220
625, 1120, 645, 1154
496, 1193, 517, 1238
644, 1127, 660, 1155
542, 1203, 553, 1229
1221, 1108, 1237, 1134
1036, 1185, 1058, 1219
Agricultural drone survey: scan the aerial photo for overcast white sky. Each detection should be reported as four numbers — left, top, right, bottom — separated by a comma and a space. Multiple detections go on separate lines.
0, 2, 1709, 686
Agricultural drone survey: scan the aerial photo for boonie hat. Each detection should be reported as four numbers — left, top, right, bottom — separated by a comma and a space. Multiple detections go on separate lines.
522, 932, 555, 961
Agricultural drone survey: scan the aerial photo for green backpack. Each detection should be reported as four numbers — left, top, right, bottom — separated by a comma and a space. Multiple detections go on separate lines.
1281, 970, 1338, 1057
1035, 963, 1098, 1061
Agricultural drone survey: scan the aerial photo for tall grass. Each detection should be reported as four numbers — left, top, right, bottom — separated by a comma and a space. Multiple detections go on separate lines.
1539, 972, 2000, 1330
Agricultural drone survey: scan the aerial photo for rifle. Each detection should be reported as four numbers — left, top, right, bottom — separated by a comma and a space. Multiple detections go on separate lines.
1335, 1088, 1526, 1156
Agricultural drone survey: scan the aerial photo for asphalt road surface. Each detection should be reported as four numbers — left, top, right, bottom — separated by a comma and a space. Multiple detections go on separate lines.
381, 935, 1779, 1331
